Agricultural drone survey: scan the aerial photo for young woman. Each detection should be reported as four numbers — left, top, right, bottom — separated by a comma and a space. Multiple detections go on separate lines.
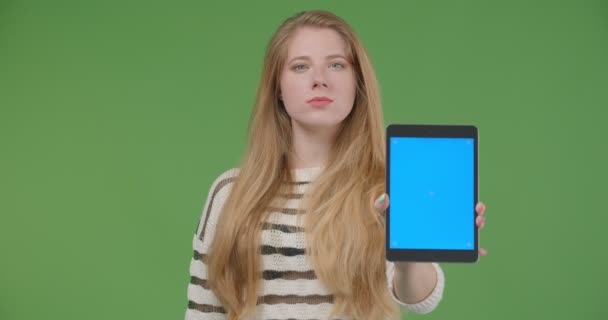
185, 10, 488, 320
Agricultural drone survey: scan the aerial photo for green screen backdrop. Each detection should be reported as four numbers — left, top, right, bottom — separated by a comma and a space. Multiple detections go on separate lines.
1, 0, 606, 319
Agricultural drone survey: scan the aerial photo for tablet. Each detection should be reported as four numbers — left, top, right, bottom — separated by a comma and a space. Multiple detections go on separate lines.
386, 124, 479, 263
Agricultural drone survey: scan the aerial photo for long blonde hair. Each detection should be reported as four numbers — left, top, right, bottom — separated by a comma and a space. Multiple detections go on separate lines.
207, 10, 398, 320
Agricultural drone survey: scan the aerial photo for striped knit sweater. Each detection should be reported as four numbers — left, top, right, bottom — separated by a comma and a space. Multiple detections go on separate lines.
185, 166, 445, 320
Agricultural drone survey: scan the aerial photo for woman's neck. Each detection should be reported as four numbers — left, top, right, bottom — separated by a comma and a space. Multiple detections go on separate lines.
289, 121, 339, 169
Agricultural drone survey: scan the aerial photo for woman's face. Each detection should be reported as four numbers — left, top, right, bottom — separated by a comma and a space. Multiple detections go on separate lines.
279, 27, 357, 131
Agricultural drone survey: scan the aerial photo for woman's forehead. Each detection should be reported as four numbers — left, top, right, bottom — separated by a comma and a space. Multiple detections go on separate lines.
286, 27, 349, 60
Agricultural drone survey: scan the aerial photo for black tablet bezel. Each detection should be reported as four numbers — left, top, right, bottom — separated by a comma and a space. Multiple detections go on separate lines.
386, 124, 479, 263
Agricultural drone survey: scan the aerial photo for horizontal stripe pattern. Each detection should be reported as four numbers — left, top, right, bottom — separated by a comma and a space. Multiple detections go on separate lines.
187, 301, 339, 320
190, 276, 210, 289
261, 230, 305, 250
186, 167, 444, 319
187, 168, 335, 318
190, 249, 313, 275
192, 250, 207, 263
262, 270, 316, 281
189, 197, 338, 319
261, 245, 305, 256
190, 276, 331, 299
268, 207, 306, 215
261, 222, 304, 233
187, 280, 222, 306
267, 210, 305, 227
188, 300, 226, 314
278, 193, 305, 200
286, 180, 311, 186
257, 294, 334, 305
194, 245, 308, 259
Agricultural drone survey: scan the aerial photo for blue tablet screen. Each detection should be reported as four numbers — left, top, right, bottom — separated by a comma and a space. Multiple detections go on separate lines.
389, 137, 474, 250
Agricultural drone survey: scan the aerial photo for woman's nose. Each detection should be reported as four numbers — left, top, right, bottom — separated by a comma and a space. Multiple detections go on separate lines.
312, 68, 328, 88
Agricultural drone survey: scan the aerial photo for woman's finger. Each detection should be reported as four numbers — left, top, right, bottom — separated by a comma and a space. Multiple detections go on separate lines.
374, 193, 389, 212
476, 202, 486, 216
476, 216, 486, 228
479, 248, 488, 256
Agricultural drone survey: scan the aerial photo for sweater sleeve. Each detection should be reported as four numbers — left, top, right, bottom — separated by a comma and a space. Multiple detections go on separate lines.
185, 169, 238, 320
386, 262, 445, 314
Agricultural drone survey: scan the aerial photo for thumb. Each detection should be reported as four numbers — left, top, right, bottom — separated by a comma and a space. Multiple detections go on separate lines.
374, 193, 389, 211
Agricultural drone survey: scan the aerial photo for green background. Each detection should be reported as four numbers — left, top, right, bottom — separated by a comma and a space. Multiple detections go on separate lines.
1, 0, 606, 319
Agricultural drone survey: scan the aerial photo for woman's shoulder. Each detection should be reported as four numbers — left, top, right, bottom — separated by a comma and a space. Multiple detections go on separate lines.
210, 167, 240, 187
206, 167, 240, 200
195, 168, 240, 237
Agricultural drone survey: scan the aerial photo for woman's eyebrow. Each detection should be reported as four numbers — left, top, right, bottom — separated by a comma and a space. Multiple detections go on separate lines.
287, 54, 348, 64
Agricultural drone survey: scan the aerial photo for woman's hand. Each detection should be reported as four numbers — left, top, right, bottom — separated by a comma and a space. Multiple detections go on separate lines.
374, 193, 488, 256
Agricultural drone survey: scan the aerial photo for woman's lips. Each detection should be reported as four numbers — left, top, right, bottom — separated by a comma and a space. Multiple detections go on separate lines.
307, 97, 333, 107
308, 100, 332, 107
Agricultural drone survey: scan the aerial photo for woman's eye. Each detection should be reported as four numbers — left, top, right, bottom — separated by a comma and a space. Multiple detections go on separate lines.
293, 64, 308, 71
330, 62, 345, 69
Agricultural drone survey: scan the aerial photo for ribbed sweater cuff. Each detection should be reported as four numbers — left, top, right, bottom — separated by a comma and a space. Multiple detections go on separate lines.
388, 262, 445, 314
